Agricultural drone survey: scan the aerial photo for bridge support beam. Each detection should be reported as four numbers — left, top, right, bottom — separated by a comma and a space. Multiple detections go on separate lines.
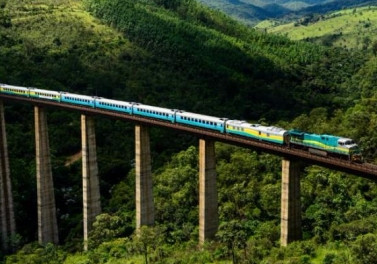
199, 139, 218, 244
34, 106, 59, 245
281, 158, 302, 246
82, 115, 101, 251
0, 101, 15, 251
135, 125, 154, 229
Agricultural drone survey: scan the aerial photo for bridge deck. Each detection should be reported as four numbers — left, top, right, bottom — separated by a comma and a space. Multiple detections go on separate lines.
2, 94, 377, 180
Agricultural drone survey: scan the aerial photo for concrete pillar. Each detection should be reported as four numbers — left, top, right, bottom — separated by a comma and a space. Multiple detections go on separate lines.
0, 101, 15, 251
199, 139, 218, 244
281, 158, 302, 246
135, 125, 154, 229
34, 106, 59, 245
82, 115, 101, 251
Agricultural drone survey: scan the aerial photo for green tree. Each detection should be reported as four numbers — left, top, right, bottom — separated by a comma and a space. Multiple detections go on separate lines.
88, 213, 128, 249
216, 220, 248, 264
132, 226, 165, 264
351, 234, 377, 264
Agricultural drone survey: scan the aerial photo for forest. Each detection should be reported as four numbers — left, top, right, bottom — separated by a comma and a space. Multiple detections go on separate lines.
1, 0, 377, 263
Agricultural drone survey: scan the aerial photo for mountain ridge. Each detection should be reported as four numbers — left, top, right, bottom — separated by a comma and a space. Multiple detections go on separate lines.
198, 0, 377, 25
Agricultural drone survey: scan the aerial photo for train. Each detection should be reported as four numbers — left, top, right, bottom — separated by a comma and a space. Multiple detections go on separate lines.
0, 83, 363, 162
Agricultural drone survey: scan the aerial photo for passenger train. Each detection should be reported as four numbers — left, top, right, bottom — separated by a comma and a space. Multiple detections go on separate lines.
0, 83, 363, 162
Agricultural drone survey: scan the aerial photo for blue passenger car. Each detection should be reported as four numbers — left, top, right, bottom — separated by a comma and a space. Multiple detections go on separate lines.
175, 111, 226, 133
61, 92, 95, 107
132, 103, 176, 122
95, 98, 133, 114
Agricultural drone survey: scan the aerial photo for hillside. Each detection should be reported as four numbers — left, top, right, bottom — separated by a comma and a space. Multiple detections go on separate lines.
265, 6, 377, 50
2, 0, 354, 122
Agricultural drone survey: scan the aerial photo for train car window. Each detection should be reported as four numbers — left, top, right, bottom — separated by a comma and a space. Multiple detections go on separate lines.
259, 132, 261, 135
267, 133, 270, 137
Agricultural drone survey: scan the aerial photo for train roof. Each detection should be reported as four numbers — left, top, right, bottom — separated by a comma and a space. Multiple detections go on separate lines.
289, 129, 342, 139
0, 84, 28, 90
96, 97, 133, 106
289, 129, 359, 146
133, 103, 175, 113
227, 120, 288, 135
177, 111, 226, 122
29, 88, 60, 94
61, 92, 94, 100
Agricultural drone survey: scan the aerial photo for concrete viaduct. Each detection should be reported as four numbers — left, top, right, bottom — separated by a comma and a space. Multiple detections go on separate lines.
1, 94, 377, 251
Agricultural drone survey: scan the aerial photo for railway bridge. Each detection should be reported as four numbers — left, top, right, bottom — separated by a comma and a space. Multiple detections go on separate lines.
0, 94, 377, 250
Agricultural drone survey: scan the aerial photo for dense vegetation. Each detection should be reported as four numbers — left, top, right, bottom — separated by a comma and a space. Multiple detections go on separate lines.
1, 0, 377, 263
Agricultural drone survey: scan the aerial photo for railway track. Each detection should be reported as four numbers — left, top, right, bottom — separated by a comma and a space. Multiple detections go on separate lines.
2, 94, 377, 180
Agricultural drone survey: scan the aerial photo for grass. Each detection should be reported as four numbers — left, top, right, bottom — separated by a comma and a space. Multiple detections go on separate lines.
310, 243, 353, 264
6, 0, 127, 52
264, 5, 377, 49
